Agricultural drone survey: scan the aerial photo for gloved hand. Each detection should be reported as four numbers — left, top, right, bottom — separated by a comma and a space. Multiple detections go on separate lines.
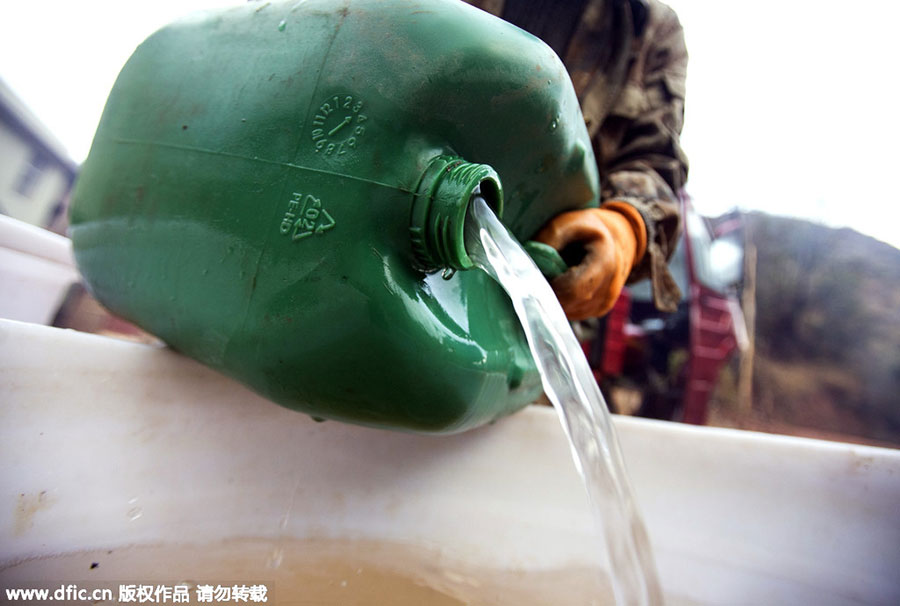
534, 201, 647, 320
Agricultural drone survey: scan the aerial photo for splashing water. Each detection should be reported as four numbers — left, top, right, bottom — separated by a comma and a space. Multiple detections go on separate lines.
464, 197, 663, 606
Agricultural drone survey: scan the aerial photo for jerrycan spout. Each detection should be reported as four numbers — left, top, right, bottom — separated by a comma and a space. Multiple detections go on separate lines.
410, 155, 503, 272
410, 155, 568, 280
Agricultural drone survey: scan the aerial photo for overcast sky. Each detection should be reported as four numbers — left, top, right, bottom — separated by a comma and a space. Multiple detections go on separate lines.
2, 0, 898, 248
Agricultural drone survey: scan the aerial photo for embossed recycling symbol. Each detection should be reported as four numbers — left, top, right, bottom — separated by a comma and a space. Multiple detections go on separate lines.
280, 192, 336, 242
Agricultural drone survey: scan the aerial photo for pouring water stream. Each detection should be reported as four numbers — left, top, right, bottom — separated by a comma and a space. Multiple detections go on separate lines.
464, 196, 663, 606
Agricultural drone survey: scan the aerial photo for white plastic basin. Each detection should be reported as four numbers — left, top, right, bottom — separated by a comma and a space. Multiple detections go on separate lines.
1, 319, 899, 604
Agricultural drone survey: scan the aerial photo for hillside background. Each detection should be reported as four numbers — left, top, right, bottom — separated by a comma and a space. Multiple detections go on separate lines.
707, 212, 900, 447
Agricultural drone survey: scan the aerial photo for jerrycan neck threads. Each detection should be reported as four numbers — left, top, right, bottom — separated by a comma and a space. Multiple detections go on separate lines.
410, 155, 503, 273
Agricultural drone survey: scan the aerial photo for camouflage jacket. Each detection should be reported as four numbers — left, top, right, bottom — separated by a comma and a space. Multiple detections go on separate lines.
466, 0, 688, 311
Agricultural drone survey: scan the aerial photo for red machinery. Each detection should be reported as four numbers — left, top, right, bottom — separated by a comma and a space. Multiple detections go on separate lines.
588, 195, 746, 424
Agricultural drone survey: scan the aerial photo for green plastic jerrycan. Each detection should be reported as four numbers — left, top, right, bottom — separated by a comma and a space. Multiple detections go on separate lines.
70, 0, 599, 434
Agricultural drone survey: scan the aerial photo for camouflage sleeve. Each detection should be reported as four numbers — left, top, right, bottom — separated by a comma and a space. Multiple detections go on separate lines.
593, 0, 688, 312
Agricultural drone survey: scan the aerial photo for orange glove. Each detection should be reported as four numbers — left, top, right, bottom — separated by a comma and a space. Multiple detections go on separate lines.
534, 201, 647, 321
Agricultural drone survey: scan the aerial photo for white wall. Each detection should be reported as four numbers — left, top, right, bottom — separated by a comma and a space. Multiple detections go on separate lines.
0, 125, 70, 227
